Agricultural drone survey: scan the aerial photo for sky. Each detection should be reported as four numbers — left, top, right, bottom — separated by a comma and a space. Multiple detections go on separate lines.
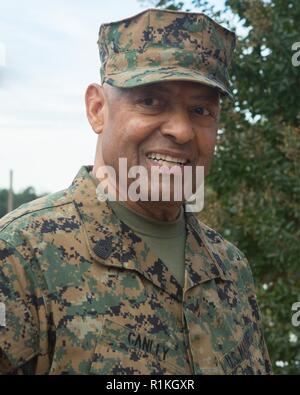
0, 0, 227, 195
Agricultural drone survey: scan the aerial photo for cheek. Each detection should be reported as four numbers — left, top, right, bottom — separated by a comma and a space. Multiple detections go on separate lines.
101, 117, 159, 167
125, 117, 158, 143
195, 128, 217, 157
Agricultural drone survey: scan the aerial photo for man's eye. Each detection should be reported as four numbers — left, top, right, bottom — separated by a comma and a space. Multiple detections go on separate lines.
141, 97, 160, 107
193, 106, 210, 116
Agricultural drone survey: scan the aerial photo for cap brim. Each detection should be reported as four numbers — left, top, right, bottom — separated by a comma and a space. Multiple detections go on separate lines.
103, 66, 233, 100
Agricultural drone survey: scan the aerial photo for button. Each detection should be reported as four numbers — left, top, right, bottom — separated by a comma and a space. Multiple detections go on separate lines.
93, 238, 112, 259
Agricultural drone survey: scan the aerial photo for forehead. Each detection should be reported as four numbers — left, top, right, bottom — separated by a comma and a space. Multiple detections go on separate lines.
123, 81, 219, 99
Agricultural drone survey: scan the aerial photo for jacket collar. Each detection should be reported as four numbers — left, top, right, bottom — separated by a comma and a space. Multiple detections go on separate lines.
71, 166, 229, 302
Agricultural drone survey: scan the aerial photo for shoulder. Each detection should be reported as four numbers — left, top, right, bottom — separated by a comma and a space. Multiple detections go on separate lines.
198, 219, 246, 260
188, 213, 246, 262
0, 186, 76, 247
191, 215, 255, 290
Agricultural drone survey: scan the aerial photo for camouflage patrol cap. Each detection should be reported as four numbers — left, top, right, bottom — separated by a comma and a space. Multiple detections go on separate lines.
98, 8, 236, 99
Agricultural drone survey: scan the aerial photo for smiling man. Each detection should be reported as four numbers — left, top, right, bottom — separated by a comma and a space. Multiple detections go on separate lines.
0, 9, 272, 375
87, 80, 219, 220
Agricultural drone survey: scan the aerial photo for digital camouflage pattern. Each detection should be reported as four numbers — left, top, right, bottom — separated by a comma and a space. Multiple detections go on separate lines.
0, 166, 272, 375
98, 8, 236, 98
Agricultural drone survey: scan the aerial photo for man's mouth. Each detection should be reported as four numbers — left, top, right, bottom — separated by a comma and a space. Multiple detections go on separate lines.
146, 152, 191, 168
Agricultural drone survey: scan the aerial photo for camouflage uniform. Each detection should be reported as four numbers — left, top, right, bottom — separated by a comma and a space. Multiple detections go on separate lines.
0, 9, 272, 374
98, 8, 236, 98
0, 166, 271, 374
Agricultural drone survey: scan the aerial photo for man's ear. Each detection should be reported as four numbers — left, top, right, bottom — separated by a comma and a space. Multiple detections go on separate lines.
85, 84, 106, 135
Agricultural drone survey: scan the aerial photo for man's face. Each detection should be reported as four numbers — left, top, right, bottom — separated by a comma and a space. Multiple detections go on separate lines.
92, 80, 220, 203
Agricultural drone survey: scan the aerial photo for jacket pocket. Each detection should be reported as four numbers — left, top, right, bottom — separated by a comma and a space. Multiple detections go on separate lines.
89, 318, 188, 375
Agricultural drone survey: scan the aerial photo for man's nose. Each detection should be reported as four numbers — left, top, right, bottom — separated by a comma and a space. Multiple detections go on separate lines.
160, 111, 195, 144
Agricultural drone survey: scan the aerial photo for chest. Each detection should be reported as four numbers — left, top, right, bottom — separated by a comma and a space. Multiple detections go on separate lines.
40, 262, 263, 375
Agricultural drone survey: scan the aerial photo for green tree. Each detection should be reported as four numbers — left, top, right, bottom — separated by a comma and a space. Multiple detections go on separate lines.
144, 0, 300, 374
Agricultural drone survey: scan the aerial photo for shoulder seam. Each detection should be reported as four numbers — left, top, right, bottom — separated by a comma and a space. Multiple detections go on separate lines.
0, 200, 73, 233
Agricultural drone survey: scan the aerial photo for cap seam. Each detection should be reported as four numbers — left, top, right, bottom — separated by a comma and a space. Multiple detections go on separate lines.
104, 66, 228, 86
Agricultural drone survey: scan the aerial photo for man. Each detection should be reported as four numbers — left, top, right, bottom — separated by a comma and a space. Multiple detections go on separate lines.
0, 8, 272, 375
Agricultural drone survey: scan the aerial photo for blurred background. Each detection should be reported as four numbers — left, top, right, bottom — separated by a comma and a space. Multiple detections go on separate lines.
0, 0, 299, 374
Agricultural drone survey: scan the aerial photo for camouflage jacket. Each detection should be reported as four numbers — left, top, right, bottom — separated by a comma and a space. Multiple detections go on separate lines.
0, 166, 272, 375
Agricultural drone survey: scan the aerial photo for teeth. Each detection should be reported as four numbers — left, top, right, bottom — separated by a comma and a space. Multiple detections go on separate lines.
147, 153, 188, 165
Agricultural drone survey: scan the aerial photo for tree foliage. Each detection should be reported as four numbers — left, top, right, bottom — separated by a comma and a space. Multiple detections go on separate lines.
145, 0, 300, 374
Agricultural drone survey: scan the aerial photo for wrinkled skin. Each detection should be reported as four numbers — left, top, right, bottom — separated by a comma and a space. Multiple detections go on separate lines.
86, 81, 220, 221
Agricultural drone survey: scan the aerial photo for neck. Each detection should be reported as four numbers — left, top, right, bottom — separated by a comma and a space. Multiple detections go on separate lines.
92, 167, 182, 222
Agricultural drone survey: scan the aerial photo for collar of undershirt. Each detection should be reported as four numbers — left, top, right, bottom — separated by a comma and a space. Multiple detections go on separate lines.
89, 170, 185, 238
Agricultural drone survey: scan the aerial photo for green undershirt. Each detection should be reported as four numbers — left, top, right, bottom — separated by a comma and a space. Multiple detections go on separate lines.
90, 172, 186, 287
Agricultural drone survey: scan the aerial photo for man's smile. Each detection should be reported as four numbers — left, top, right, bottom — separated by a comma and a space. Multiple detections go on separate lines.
144, 149, 192, 171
